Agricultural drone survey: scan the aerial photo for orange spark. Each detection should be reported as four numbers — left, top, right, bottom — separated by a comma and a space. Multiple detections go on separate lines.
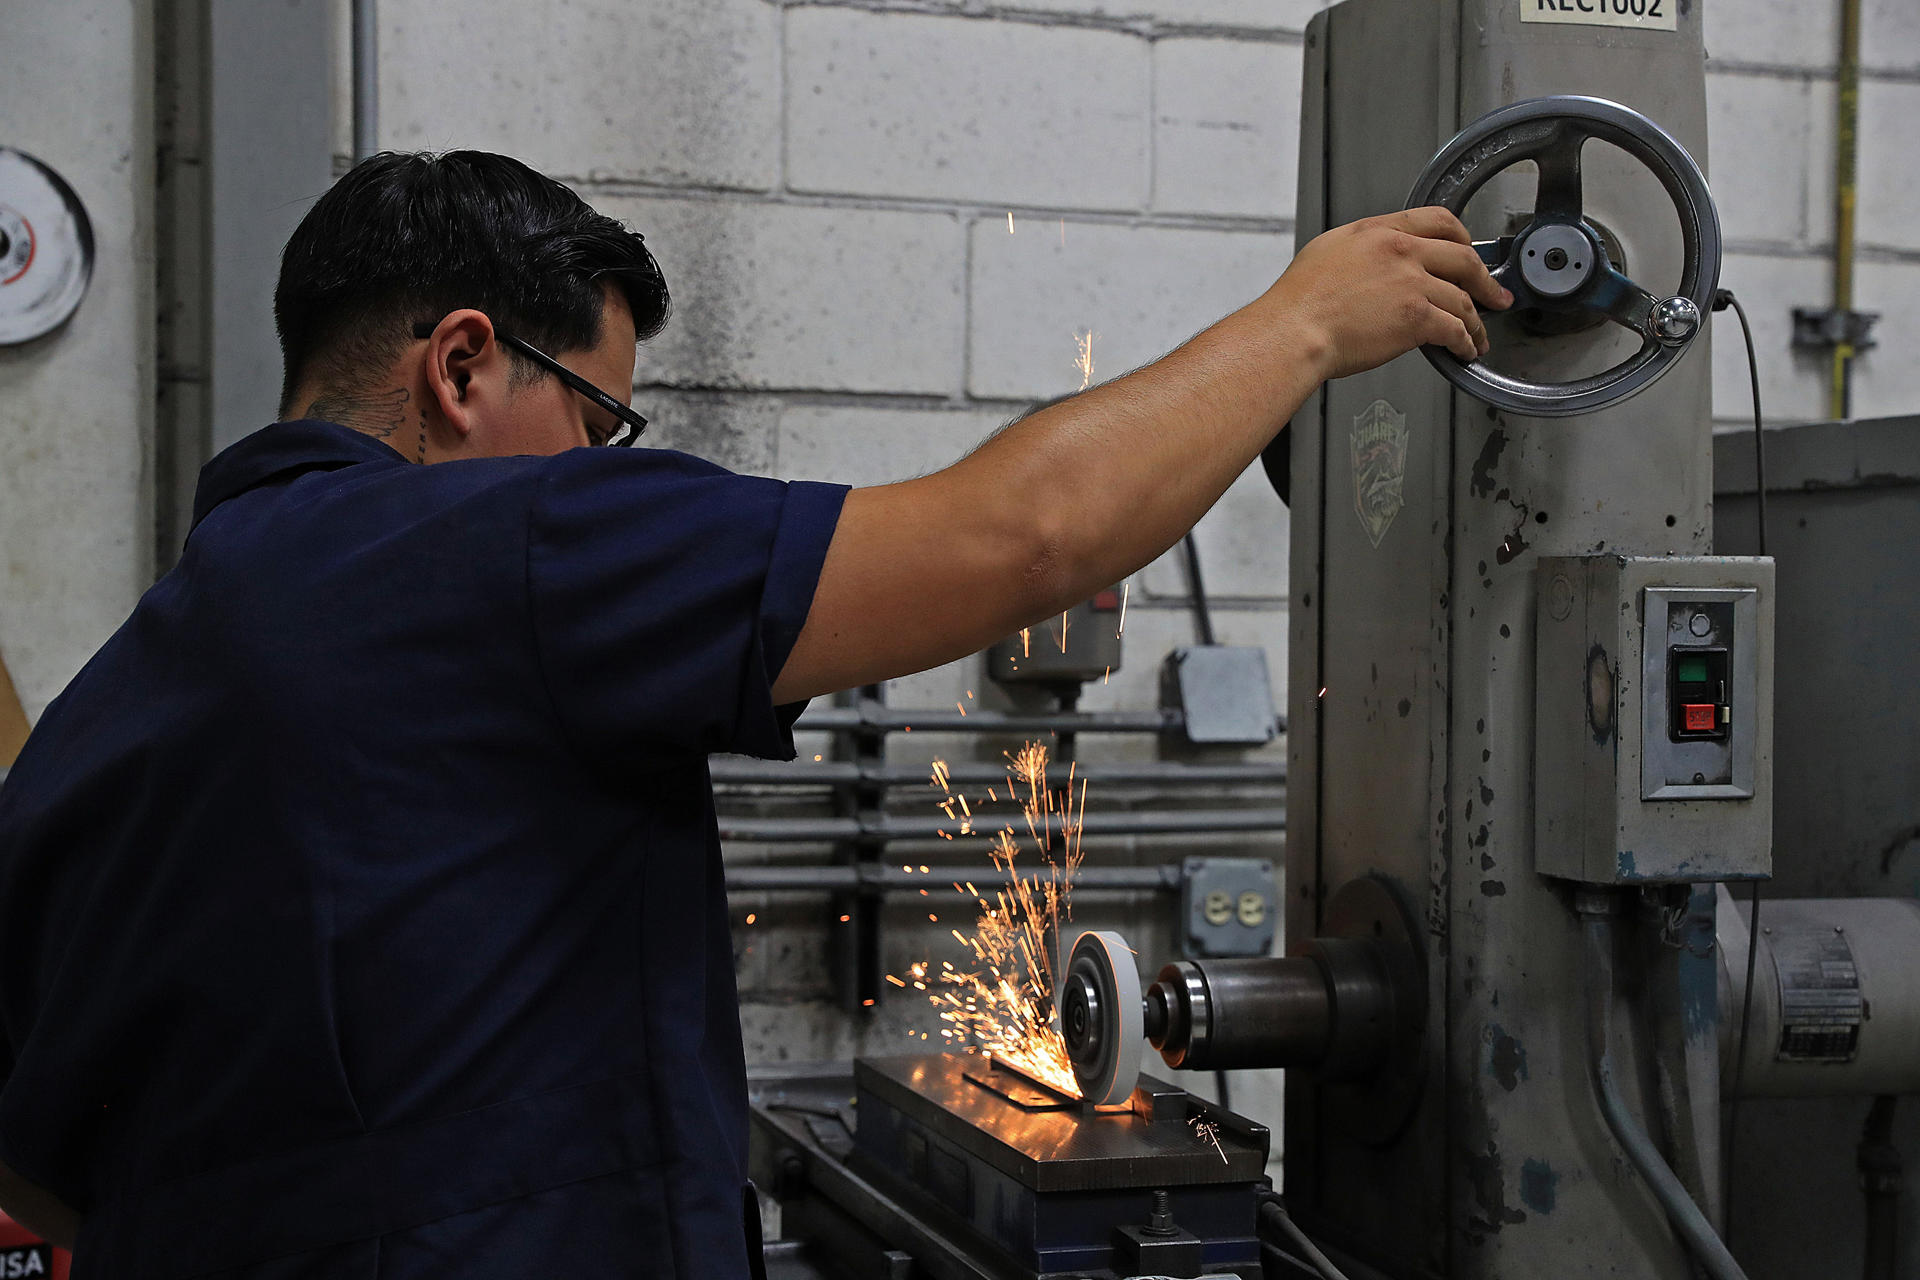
1118, 580, 1130, 635
1074, 330, 1096, 390
745, 913, 757, 925
1191, 1116, 1228, 1164
921, 741, 1086, 1097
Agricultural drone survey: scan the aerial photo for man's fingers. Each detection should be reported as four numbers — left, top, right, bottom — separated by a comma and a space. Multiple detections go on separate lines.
1426, 281, 1489, 359
1425, 301, 1479, 361
1396, 205, 1474, 246
1419, 238, 1513, 311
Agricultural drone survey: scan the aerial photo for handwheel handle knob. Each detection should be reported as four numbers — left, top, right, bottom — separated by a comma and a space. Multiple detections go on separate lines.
1651, 295, 1702, 348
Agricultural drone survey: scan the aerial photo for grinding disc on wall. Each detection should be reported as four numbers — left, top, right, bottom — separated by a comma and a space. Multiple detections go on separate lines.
0, 146, 94, 345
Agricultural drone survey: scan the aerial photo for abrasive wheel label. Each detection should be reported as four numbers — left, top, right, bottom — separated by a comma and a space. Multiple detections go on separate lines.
1521, 0, 1677, 32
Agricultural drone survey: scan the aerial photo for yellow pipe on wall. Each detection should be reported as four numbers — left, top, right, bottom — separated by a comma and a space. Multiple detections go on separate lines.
1831, 0, 1862, 422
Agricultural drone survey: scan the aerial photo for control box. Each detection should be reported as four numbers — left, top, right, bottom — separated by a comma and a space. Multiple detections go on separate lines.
987, 590, 1124, 689
1534, 556, 1773, 884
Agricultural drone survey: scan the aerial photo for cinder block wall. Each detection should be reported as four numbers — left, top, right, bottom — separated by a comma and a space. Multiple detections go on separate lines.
336, 0, 1920, 1132
1705, 0, 1920, 425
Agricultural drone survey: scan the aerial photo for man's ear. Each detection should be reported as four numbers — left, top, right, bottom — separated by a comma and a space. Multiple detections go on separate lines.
420, 310, 505, 441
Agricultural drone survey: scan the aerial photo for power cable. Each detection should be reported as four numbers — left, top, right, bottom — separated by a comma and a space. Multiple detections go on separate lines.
1256, 1195, 1356, 1280
1182, 532, 1217, 646
1712, 286, 1766, 1254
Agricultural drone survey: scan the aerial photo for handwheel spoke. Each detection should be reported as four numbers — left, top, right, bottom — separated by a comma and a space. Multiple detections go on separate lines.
1474, 240, 1533, 309
1588, 268, 1660, 341
1534, 130, 1586, 223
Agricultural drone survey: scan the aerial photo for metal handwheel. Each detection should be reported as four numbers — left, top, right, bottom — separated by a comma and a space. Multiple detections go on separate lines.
1404, 96, 1721, 418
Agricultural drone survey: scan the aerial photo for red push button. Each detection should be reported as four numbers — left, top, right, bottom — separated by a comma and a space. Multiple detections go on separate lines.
1682, 703, 1718, 733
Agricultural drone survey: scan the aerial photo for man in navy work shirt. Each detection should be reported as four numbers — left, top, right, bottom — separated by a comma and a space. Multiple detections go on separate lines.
0, 151, 1506, 1277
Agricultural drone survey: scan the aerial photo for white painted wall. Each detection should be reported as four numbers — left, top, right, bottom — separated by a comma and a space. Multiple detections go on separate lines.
0, 1, 154, 722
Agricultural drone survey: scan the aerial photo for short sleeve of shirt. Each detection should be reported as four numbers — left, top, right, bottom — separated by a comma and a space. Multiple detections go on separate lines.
527, 449, 848, 765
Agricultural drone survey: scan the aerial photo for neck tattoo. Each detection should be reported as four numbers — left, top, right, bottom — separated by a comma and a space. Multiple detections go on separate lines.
305, 386, 410, 442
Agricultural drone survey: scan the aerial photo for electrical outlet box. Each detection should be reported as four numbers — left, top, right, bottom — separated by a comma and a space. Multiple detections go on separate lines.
1534, 556, 1774, 884
1181, 856, 1277, 956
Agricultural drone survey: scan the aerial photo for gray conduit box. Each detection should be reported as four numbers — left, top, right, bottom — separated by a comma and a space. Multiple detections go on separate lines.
1534, 555, 1774, 884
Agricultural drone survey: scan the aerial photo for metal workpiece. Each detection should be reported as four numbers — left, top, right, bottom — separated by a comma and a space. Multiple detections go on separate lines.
1717, 891, 1920, 1099
1533, 555, 1774, 884
1404, 96, 1721, 418
1289, 0, 1717, 1273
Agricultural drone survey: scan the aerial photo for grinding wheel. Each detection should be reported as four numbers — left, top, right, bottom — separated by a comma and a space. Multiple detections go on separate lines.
1059, 929, 1144, 1105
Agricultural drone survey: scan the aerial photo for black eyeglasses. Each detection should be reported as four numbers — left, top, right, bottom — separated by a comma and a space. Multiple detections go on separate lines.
411, 321, 647, 447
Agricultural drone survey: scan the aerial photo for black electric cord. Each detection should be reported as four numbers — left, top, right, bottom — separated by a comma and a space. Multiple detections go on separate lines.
1712, 286, 1767, 1253
1182, 533, 1218, 646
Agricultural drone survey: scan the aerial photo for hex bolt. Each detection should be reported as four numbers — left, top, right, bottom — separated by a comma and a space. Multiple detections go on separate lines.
1145, 1189, 1177, 1236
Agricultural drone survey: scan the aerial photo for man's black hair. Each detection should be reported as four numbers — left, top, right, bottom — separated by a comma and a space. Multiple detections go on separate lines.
274, 150, 669, 415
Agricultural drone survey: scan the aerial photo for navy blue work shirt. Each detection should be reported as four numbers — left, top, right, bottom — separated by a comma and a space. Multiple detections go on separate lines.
0, 421, 847, 1279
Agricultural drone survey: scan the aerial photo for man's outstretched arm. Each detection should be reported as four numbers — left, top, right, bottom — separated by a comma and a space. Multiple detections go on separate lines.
770, 207, 1507, 705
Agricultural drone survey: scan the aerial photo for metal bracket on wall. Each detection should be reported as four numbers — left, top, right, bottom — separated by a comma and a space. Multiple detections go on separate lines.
1791, 306, 1879, 356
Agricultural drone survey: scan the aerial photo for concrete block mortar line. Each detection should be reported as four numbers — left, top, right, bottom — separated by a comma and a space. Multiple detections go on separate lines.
963, 211, 978, 400
634, 384, 1035, 416
778, 2, 791, 194
774, 0, 1311, 44
1723, 238, 1920, 266
571, 177, 1295, 236
1706, 59, 1920, 86
1145, 16, 1158, 230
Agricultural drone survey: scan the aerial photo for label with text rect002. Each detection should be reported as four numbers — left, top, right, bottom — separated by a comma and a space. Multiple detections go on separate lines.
1523, 0, 1677, 31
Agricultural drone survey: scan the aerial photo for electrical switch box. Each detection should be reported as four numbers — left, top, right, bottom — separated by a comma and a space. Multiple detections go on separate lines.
987, 591, 1124, 690
1534, 556, 1773, 884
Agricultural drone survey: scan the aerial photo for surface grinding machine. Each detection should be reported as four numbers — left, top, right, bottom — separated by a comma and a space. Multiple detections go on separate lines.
749, 2, 1920, 1277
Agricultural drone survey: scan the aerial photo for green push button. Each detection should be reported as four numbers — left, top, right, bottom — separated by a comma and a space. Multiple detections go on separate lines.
1676, 655, 1709, 684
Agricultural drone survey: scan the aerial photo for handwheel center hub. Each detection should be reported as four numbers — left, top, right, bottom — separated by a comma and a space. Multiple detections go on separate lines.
1517, 222, 1600, 299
